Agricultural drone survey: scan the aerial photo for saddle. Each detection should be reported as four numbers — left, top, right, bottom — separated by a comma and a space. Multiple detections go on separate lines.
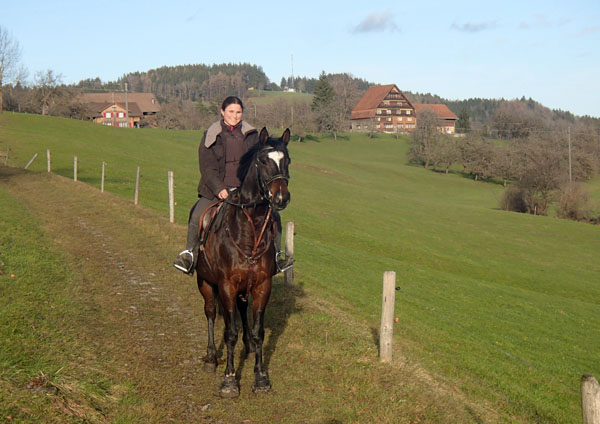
197, 201, 228, 250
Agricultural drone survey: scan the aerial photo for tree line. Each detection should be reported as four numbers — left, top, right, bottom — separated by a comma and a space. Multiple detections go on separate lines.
408, 109, 600, 223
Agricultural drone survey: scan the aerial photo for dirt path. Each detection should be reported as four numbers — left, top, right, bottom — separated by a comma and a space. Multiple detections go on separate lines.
0, 167, 500, 423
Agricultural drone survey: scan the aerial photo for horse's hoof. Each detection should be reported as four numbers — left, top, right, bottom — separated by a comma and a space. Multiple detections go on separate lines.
203, 361, 217, 373
219, 376, 239, 398
252, 375, 271, 394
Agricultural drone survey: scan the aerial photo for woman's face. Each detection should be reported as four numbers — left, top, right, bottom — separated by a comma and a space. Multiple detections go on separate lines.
221, 103, 243, 127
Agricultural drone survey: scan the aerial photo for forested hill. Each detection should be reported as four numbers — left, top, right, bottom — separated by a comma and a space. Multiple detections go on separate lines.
70, 62, 597, 126
403, 91, 592, 126
76, 63, 272, 103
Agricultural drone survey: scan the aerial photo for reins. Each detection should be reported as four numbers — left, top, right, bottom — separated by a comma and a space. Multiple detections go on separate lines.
225, 205, 273, 301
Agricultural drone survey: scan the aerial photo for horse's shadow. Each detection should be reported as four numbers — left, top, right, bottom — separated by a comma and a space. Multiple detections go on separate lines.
234, 275, 304, 377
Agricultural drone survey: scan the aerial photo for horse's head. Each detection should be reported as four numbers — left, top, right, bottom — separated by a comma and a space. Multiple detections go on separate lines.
255, 127, 291, 211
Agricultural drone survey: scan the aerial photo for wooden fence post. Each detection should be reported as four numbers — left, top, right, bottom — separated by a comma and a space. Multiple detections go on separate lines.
134, 166, 140, 205
47, 149, 51, 172
101, 162, 106, 193
582, 374, 600, 424
168, 171, 174, 223
73, 156, 78, 181
379, 271, 396, 363
284, 221, 294, 285
24, 153, 38, 170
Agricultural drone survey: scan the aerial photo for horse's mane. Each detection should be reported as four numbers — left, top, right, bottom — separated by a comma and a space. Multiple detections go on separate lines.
236, 142, 262, 183
236, 138, 285, 183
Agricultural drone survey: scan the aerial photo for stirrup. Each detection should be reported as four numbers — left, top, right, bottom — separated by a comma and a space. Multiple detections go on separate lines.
275, 250, 294, 273
173, 249, 195, 276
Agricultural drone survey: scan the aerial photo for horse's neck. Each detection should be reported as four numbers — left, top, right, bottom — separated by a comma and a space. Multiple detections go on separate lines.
238, 164, 262, 206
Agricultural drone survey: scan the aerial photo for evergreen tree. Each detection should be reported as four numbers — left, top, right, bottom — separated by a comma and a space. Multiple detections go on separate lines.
311, 72, 334, 112
456, 107, 471, 133
311, 72, 339, 138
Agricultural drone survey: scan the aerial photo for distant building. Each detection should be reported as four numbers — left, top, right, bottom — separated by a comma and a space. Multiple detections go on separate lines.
78, 92, 161, 128
351, 84, 416, 133
413, 104, 458, 134
351, 84, 458, 135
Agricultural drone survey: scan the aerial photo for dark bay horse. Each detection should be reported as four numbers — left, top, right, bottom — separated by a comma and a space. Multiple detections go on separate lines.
196, 127, 291, 398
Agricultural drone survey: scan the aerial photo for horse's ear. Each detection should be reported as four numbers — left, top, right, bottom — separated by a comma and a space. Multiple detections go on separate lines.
281, 128, 290, 145
259, 127, 269, 145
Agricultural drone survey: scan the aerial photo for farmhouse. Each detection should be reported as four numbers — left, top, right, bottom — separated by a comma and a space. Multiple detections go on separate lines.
78, 92, 161, 128
413, 103, 458, 134
351, 84, 416, 133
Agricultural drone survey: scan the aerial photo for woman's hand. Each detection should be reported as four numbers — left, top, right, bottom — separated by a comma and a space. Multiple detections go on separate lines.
218, 189, 229, 200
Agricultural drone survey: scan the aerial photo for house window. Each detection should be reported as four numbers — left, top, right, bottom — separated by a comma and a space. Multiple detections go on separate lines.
383, 101, 390, 105
387, 117, 392, 122
376, 117, 380, 121
103, 121, 112, 126
387, 109, 391, 114
376, 109, 382, 115
406, 110, 411, 115
384, 124, 393, 129
118, 112, 125, 118
408, 117, 413, 122
105, 112, 112, 118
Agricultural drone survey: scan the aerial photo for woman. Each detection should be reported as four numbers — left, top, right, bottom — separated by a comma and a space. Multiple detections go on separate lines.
173, 96, 292, 275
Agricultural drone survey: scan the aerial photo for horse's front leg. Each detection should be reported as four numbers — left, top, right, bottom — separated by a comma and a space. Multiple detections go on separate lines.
251, 278, 272, 393
237, 295, 255, 358
219, 290, 240, 398
198, 278, 218, 372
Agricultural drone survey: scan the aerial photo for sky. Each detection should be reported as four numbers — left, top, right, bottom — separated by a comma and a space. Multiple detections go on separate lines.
2, 0, 599, 117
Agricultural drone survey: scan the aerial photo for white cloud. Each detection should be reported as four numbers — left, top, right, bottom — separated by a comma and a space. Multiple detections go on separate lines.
352, 10, 399, 34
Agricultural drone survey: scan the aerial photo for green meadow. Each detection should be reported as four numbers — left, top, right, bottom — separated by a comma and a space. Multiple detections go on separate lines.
2, 112, 599, 423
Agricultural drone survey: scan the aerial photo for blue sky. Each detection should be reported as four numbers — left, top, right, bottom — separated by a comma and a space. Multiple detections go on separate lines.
2, 0, 599, 116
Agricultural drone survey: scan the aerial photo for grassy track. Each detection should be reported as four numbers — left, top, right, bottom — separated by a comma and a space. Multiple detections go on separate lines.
0, 172, 146, 423
1, 113, 600, 423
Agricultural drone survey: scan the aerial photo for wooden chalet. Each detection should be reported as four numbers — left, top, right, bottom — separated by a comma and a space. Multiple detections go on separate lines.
78, 92, 161, 128
413, 104, 458, 134
351, 84, 416, 133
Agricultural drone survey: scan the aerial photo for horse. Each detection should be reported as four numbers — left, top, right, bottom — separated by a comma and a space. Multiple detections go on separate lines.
196, 127, 291, 398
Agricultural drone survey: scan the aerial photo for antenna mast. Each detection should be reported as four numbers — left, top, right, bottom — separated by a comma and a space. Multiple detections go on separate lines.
291, 53, 294, 91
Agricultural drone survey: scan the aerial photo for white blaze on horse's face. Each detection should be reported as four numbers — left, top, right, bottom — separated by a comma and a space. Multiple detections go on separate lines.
267, 151, 285, 171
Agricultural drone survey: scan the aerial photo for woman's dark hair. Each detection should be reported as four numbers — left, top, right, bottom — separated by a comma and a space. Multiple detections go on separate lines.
221, 96, 244, 111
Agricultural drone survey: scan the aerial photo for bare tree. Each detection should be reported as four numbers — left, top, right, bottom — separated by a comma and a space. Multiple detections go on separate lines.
0, 26, 24, 113
457, 132, 495, 181
408, 109, 441, 169
33, 70, 64, 115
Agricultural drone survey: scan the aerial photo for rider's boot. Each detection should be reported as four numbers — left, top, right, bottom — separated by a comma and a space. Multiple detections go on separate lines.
276, 250, 294, 273
173, 249, 195, 275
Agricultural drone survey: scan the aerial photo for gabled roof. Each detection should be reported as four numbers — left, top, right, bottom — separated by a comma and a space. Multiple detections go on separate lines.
97, 102, 144, 117
413, 104, 458, 120
78, 92, 161, 114
351, 84, 414, 120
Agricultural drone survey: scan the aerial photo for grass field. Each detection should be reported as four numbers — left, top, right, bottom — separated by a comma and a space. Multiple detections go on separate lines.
1, 112, 599, 423
246, 89, 313, 105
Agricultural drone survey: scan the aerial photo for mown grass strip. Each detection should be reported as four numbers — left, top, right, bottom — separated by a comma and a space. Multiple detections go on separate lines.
0, 185, 145, 423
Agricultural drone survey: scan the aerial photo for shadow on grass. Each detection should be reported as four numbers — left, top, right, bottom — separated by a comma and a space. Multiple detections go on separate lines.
370, 326, 380, 356
235, 275, 305, 376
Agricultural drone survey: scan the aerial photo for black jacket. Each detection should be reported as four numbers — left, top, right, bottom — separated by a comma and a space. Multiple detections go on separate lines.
197, 120, 259, 199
